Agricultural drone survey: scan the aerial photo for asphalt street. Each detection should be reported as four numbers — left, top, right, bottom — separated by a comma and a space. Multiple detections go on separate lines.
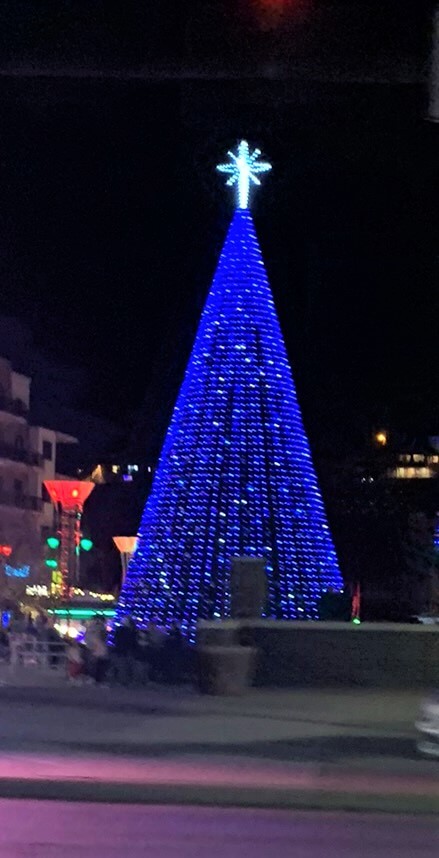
0, 801, 436, 857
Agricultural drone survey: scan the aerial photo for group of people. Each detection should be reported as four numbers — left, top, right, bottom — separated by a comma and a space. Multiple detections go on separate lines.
0, 613, 63, 668
66, 615, 187, 687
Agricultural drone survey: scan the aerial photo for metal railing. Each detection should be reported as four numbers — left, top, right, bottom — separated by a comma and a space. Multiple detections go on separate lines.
0, 396, 28, 419
0, 442, 43, 467
7, 636, 66, 669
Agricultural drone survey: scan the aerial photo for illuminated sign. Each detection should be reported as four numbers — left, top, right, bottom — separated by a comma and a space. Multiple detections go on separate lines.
5, 564, 30, 578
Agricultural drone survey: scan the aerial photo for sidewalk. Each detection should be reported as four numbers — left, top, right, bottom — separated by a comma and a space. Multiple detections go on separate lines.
0, 669, 436, 813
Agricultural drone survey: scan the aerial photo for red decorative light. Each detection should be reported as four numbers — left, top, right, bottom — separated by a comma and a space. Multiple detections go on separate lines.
43, 480, 95, 511
0, 545, 12, 557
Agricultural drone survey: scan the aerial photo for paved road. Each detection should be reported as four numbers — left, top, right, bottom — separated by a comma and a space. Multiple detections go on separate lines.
0, 683, 425, 766
0, 802, 436, 857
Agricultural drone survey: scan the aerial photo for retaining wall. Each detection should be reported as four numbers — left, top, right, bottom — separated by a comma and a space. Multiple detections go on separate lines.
197, 620, 439, 688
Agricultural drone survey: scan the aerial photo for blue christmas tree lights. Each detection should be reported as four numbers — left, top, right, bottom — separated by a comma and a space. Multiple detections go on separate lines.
116, 141, 343, 638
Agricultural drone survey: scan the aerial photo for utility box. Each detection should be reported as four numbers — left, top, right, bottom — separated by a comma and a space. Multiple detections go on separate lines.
230, 556, 267, 619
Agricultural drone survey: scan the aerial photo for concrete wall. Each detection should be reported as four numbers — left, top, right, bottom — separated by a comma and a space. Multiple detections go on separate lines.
197, 620, 439, 689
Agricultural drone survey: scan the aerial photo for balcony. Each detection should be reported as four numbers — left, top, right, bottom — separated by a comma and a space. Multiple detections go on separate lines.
0, 493, 43, 512
0, 442, 43, 467
0, 396, 28, 419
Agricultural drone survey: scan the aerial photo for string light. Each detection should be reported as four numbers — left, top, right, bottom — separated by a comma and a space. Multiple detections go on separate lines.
117, 145, 342, 641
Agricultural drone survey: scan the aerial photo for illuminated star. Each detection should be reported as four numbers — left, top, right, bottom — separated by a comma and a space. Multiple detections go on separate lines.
216, 140, 272, 209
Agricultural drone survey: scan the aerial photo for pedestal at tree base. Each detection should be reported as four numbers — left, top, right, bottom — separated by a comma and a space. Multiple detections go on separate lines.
197, 645, 256, 695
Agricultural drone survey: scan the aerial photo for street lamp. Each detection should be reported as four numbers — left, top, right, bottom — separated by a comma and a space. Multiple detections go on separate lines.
112, 536, 138, 587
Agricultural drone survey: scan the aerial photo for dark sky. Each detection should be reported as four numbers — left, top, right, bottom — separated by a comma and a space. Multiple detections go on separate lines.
0, 1, 437, 459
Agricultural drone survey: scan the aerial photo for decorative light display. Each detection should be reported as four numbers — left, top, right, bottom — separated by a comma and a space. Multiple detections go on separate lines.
117, 141, 342, 640
5, 564, 30, 578
217, 140, 271, 209
0, 545, 12, 557
43, 480, 95, 597
26, 584, 49, 597
48, 607, 115, 619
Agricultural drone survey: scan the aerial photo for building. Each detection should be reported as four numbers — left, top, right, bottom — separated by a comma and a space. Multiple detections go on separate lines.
0, 356, 77, 588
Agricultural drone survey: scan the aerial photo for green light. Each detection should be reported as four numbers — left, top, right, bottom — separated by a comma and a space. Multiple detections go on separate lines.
45, 559, 58, 569
46, 537, 60, 550
352, 617, 361, 625
80, 538, 93, 552
47, 608, 115, 618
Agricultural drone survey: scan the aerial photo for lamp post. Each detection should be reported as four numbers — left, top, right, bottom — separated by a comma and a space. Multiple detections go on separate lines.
428, 4, 439, 122
112, 536, 138, 587
43, 480, 95, 598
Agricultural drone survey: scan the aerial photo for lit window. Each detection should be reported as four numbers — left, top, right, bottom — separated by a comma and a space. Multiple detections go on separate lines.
394, 466, 433, 479
413, 454, 424, 463
112, 465, 120, 474
428, 455, 438, 464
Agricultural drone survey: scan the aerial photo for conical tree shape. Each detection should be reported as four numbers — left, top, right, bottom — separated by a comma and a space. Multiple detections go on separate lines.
118, 210, 343, 637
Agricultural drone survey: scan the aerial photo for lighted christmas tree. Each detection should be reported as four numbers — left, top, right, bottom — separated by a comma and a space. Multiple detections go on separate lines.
117, 141, 343, 638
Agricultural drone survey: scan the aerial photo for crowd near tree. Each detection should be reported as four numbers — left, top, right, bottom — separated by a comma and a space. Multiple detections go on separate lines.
0, 611, 190, 687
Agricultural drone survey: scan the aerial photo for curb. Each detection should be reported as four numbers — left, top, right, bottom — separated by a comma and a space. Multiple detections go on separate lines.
0, 778, 436, 815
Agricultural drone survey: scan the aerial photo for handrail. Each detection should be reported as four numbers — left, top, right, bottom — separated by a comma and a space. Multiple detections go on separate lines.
8, 636, 66, 668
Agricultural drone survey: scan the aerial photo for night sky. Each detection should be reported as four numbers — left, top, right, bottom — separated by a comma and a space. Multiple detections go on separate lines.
0, 1, 437, 462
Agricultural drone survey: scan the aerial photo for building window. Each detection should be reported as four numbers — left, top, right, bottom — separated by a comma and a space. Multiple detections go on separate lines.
418, 467, 432, 478
428, 455, 439, 464
399, 454, 411, 463
413, 454, 425, 463
14, 479, 23, 495
42, 440, 53, 461
394, 466, 433, 479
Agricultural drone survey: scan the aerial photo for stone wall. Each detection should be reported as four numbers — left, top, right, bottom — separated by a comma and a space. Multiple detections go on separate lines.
197, 620, 439, 688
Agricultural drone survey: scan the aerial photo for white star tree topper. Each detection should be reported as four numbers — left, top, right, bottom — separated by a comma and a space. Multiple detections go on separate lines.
216, 140, 272, 209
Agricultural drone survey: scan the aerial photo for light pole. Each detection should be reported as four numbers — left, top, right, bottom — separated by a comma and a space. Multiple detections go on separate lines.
428, 4, 439, 122
43, 480, 95, 598
112, 536, 138, 588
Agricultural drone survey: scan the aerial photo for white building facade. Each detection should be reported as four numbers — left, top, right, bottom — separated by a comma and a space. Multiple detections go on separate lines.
0, 356, 77, 589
